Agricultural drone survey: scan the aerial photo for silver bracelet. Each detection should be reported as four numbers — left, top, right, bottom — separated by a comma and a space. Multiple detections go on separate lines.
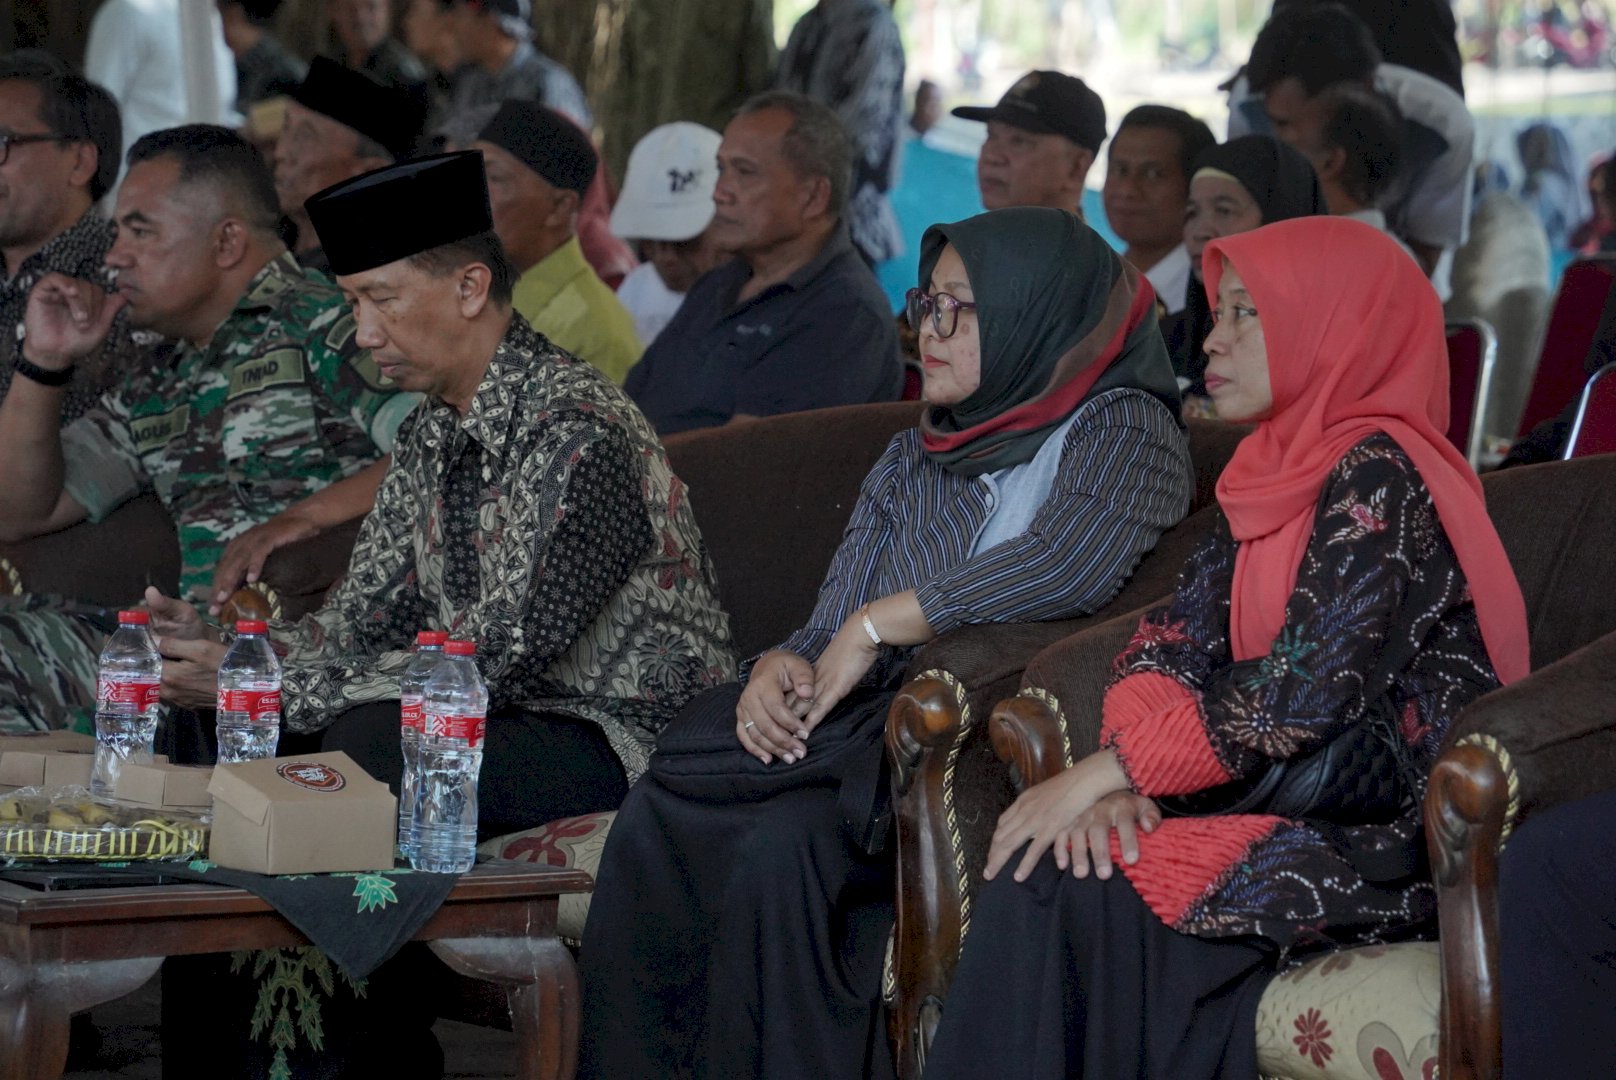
860, 607, 884, 647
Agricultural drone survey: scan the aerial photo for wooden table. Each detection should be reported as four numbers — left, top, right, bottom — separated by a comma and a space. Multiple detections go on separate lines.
0, 859, 592, 1080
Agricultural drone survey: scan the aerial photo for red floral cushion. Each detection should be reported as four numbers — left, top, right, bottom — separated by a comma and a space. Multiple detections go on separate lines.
480, 810, 616, 940
1255, 942, 1439, 1080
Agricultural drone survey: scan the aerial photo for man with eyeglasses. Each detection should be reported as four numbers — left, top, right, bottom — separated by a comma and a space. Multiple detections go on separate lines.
0, 125, 416, 734
623, 91, 902, 435
0, 52, 142, 428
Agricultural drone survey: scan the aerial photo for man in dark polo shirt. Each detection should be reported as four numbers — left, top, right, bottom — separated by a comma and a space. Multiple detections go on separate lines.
623, 90, 902, 435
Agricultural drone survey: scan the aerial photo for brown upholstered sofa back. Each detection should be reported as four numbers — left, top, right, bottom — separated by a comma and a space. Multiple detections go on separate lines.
662, 402, 925, 661
0, 494, 181, 606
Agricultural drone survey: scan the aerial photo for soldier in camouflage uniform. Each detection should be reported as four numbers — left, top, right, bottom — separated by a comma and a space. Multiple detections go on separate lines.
0, 125, 417, 733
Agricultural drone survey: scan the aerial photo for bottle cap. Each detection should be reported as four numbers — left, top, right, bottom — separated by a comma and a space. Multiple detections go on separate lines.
235, 619, 268, 634
444, 640, 476, 656
117, 609, 150, 625
416, 630, 449, 646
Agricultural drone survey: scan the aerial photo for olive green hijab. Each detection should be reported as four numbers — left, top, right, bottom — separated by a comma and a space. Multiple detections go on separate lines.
917, 208, 1181, 476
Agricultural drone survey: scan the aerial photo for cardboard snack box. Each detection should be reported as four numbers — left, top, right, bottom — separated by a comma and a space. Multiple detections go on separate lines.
0, 731, 97, 791
207, 751, 396, 875
115, 761, 214, 811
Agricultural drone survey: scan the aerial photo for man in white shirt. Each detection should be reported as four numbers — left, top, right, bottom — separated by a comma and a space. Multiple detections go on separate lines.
608, 122, 728, 347
1231, 2, 1472, 295
1101, 105, 1215, 317
84, 0, 236, 177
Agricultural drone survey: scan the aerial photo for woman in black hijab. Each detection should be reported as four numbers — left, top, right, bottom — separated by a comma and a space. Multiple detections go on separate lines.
1167, 134, 1325, 410
578, 208, 1194, 1080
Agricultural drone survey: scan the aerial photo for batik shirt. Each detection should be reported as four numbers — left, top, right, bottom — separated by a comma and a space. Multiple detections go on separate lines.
274, 315, 734, 781
58, 253, 418, 598
1103, 436, 1501, 956
0, 211, 147, 426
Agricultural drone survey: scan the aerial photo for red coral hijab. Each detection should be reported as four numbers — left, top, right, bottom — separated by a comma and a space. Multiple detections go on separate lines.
1205, 218, 1529, 684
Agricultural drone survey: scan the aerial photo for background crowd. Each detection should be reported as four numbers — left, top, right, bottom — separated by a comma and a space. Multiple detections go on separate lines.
0, 0, 1610, 1078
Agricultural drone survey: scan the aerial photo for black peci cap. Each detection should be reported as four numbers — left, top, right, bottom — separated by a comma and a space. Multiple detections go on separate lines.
952, 70, 1108, 153
292, 57, 427, 160
476, 100, 597, 195
306, 151, 493, 276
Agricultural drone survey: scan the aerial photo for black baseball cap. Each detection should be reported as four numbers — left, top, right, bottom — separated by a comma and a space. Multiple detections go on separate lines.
952, 71, 1108, 153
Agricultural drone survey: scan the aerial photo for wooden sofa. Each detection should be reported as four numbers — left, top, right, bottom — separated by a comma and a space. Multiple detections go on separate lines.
887, 452, 1616, 1080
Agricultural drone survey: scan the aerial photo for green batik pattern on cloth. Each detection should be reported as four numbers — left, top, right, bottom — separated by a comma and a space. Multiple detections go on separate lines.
337, 872, 401, 913
231, 946, 367, 1080
66, 252, 418, 599
0, 596, 107, 734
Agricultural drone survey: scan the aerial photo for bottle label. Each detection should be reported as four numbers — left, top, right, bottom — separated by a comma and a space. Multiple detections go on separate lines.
400, 695, 424, 731
98, 677, 160, 710
424, 712, 486, 747
217, 688, 282, 721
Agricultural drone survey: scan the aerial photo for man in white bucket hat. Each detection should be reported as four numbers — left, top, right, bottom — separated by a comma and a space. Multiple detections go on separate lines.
609, 121, 729, 346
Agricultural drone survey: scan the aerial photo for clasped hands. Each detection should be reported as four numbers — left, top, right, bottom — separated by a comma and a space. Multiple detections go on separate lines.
735, 606, 885, 765
135, 586, 229, 709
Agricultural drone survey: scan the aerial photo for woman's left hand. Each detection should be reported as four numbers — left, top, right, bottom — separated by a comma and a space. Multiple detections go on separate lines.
985, 749, 1132, 883
1063, 791, 1160, 880
803, 613, 882, 733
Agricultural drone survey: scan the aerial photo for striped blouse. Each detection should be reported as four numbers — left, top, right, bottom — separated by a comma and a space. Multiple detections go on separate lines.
762, 387, 1195, 680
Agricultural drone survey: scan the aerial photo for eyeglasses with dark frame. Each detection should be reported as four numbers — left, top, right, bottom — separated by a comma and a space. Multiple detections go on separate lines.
0, 132, 71, 167
904, 287, 979, 339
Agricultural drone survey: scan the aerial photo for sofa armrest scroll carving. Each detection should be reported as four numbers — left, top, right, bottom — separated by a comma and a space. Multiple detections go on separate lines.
1427, 738, 1510, 1080
887, 672, 974, 1080
988, 688, 1071, 791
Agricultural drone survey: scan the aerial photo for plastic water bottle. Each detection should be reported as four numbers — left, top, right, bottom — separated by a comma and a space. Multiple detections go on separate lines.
216, 619, 282, 763
91, 610, 162, 797
410, 640, 487, 873
397, 630, 448, 859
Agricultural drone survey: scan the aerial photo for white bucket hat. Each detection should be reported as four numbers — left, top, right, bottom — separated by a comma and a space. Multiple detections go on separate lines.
609, 122, 723, 242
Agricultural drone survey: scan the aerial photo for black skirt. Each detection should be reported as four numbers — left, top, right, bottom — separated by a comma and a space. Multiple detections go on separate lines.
578, 681, 899, 1080
924, 846, 1273, 1080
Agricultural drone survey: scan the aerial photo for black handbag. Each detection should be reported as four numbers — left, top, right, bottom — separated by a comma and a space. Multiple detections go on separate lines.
648, 680, 899, 854
1157, 661, 1421, 827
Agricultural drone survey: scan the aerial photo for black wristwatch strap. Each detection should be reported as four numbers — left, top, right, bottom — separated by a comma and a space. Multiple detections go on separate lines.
13, 355, 73, 388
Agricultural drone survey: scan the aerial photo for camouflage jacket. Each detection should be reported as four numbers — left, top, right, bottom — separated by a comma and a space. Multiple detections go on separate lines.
59, 253, 420, 598
274, 315, 735, 781
0, 210, 150, 426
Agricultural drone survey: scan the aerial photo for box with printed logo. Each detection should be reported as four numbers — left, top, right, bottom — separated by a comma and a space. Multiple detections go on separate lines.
207, 751, 395, 874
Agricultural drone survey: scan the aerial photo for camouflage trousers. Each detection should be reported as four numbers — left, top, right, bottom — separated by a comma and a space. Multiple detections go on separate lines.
0, 595, 118, 734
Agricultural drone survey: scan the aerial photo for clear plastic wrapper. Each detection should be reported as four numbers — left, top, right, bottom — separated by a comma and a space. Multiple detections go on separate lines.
0, 784, 208, 864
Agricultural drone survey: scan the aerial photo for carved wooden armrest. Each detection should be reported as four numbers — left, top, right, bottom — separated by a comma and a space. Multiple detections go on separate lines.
1426, 733, 1519, 1080
886, 671, 976, 1080
987, 687, 1074, 790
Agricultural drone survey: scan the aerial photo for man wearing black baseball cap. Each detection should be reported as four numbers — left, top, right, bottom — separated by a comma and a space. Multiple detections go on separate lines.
274, 57, 427, 274
952, 69, 1106, 214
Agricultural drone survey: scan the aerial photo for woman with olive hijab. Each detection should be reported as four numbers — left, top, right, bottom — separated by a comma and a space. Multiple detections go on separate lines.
578, 208, 1193, 1079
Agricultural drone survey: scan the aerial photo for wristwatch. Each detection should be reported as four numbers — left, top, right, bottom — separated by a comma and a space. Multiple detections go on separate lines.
13, 354, 73, 387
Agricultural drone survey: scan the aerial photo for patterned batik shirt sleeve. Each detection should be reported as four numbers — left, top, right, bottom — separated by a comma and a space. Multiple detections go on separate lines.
276, 417, 655, 728
275, 414, 428, 732
1104, 437, 1473, 797
300, 302, 421, 454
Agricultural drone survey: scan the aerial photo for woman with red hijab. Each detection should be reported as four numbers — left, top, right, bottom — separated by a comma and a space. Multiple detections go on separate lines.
925, 216, 1530, 1079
